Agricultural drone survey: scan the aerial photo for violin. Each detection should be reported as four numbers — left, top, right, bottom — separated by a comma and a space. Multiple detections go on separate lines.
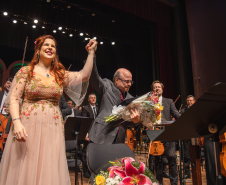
196, 137, 204, 146
219, 133, 226, 177
148, 126, 164, 156
126, 128, 137, 151
0, 114, 11, 151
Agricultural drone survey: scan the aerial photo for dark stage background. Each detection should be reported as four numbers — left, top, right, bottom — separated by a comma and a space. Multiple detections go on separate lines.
0, 0, 195, 107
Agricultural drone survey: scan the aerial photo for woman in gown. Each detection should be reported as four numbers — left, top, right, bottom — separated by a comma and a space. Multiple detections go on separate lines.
0, 35, 98, 185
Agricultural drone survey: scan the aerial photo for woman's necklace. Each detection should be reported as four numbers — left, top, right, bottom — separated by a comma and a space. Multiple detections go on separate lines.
37, 64, 50, 77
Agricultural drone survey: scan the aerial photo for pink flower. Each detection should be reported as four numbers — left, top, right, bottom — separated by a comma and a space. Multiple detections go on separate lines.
34, 41, 37, 44
112, 158, 152, 185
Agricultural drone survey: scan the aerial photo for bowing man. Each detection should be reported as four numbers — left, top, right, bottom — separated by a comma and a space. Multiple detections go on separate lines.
86, 41, 140, 144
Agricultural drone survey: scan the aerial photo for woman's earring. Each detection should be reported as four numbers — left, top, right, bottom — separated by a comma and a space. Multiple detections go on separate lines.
37, 54, 39, 58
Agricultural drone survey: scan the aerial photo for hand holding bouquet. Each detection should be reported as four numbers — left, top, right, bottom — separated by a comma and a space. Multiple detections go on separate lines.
105, 92, 163, 128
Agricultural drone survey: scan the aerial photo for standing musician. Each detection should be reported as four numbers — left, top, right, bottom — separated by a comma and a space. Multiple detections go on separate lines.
179, 95, 196, 179
151, 80, 181, 185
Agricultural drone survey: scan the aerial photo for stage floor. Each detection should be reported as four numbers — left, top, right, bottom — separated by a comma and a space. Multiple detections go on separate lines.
69, 148, 207, 185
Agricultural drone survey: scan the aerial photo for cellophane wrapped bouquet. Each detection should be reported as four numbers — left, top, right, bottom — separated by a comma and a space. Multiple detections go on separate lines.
94, 157, 159, 185
105, 92, 163, 128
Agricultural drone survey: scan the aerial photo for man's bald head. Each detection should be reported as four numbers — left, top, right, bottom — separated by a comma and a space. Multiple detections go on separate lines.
113, 68, 133, 92
113, 68, 131, 82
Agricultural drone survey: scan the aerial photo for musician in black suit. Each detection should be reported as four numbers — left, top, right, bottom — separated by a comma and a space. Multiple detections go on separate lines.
81, 93, 98, 119
151, 80, 181, 185
0, 78, 12, 161
179, 95, 196, 179
0, 78, 12, 116
59, 95, 72, 119
66, 100, 81, 117
80, 93, 98, 178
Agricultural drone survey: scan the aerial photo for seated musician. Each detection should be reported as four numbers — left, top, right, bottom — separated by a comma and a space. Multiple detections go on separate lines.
0, 78, 12, 160
81, 93, 98, 178
151, 80, 181, 185
179, 95, 196, 179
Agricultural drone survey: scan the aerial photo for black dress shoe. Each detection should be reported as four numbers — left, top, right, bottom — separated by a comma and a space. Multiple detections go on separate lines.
84, 172, 91, 178
163, 171, 170, 178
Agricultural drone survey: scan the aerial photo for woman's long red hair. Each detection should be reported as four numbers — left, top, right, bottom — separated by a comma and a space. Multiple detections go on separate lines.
28, 35, 65, 86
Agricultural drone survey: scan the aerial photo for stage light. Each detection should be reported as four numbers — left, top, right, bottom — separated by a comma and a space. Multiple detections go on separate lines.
92, 13, 95, 16
58, 27, 62, 30
24, 22, 27, 24
62, 31, 65, 34
42, 26, 45, 28
67, 6, 71, 9
93, 37, 97, 40
100, 42, 103, 44
85, 38, 88, 40
3, 12, 8, 16
47, 0, 50, 2
80, 33, 83, 36
112, 42, 115, 45
112, 20, 115, 23
32, 25, 36, 28
34, 19, 38, 24
69, 34, 73, 37
53, 30, 56, 33
13, 20, 17, 23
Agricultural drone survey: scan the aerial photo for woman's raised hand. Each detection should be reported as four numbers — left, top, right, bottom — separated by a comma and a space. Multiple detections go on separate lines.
13, 120, 28, 142
85, 39, 98, 54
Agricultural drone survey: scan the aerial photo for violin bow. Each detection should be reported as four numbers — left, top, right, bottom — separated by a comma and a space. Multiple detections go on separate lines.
22, 37, 28, 67
174, 95, 180, 104
68, 64, 72, 71
179, 104, 183, 112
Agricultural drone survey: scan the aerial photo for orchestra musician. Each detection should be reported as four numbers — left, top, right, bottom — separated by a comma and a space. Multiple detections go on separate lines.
179, 95, 196, 179
151, 80, 181, 185
0, 78, 12, 160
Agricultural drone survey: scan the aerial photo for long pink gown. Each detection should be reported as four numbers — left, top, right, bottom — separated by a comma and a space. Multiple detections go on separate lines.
0, 66, 88, 185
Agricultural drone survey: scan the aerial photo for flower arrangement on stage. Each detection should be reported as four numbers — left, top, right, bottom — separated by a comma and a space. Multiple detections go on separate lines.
105, 92, 163, 128
94, 157, 159, 185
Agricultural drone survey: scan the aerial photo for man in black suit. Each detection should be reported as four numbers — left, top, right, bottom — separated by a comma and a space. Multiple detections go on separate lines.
179, 95, 196, 179
88, 56, 140, 144
66, 100, 81, 118
81, 93, 98, 119
151, 80, 181, 185
59, 95, 72, 119
80, 93, 98, 178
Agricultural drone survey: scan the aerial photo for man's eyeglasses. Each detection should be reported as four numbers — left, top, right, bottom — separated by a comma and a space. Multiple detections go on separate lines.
118, 78, 134, 85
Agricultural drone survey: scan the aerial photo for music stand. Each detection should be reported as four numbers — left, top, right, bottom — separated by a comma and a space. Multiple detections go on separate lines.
149, 82, 226, 185
65, 116, 93, 185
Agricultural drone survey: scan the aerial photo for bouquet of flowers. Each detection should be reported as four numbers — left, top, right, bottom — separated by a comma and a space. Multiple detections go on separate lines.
105, 92, 163, 128
94, 157, 159, 185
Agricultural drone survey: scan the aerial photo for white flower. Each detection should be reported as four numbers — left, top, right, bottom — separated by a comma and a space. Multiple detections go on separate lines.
112, 105, 126, 115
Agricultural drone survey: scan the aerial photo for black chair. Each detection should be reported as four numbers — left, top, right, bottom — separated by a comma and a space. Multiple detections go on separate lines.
65, 140, 83, 185
87, 143, 135, 174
